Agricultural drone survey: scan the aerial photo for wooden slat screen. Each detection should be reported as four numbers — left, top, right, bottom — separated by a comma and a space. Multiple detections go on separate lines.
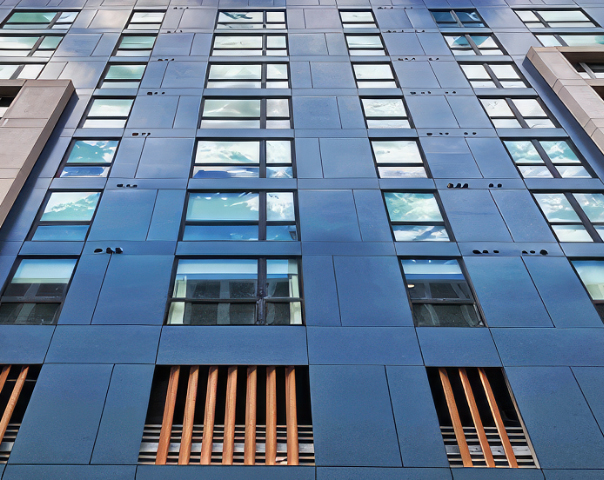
140, 365, 314, 465
0, 365, 39, 464
428, 367, 538, 469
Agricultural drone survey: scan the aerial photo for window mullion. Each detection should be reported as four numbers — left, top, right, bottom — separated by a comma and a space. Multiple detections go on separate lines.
482, 63, 504, 88
467, 35, 481, 55
505, 98, 530, 128
259, 191, 267, 241
566, 192, 602, 242
532, 139, 561, 178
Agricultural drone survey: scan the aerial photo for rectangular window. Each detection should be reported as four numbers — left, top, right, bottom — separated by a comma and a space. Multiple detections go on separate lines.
340, 10, 378, 29
575, 62, 604, 79
183, 191, 297, 241
353, 63, 397, 88
444, 35, 504, 56
361, 98, 410, 128
371, 140, 428, 178
0, 35, 62, 57
166, 258, 302, 325
139, 365, 313, 465
504, 139, 592, 179
480, 98, 555, 129
2, 11, 77, 29
0, 258, 77, 325
0, 365, 39, 463
57, 139, 118, 178
516, 9, 596, 29
99, 64, 146, 89
534, 192, 604, 242
400, 258, 483, 327
211, 35, 287, 56
82, 98, 134, 128
427, 367, 537, 468
126, 11, 165, 30
431, 10, 485, 28
206, 63, 289, 88
460, 63, 527, 89
0, 63, 44, 79
385, 193, 450, 241
537, 35, 604, 47
193, 140, 294, 179
345, 34, 386, 55
216, 11, 286, 30
29, 191, 101, 241
200, 98, 291, 129
115, 35, 156, 56
572, 260, 604, 319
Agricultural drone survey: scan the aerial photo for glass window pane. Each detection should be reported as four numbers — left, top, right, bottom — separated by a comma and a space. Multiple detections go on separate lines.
392, 225, 449, 242
266, 259, 299, 297
472, 36, 497, 49
362, 98, 406, 117
32, 225, 89, 241
353, 64, 393, 80
0, 64, 18, 79
183, 225, 258, 241
378, 167, 427, 178
174, 259, 257, 299
460, 64, 489, 79
574, 193, 604, 222
266, 36, 286, 48
11, 258, 76, 285
512, 99, 546, 117
540, 140, 580, 164
39, 36, 61, 49
489, 64, 519, 79
119, 36, 155, 49
266, 224, 297, 240
401, 258, 463, 275
573, 261, 604, 299
518, 166, 553, 178
516, 11, 539, 22
186, 192, 259, 221
492, 118, 521, 128
203, 99, 260, 118
67, 140, 118, 164
504, 141, 542, 164
218, 12, 263, 23
457, 11, 482, 23
196, 141, 259, 164
557, 166, 591, 178
537, 35, 562, 47
366, 119, 410, 128
266, 192, 294, 221
267, 12, 285, 23
105, 64, 145, 80
192, 167, 259, 178
266, 140, 291, 164
41, 192, 100, 221
560, 35, 604, 47
266, 166, 293, 178
413, 304, 481, 327
481, 98, 514, 117
385, 192, 443, 222
131, 12, 164, 23
372, 141, 422, 164
7, 12, 56, 24
553, 224, 592, 242
266, 98, 289, 117
540, 10, 588, 22
534, 193, 581, 222
341, 11, 374, 23
89, 99, 133, 117
0, 37, 38, 49
209, 64, 261, 79
347, 35, 383, 48
432, 11, 455, 23
60, 166, 110, 177
266, 63, 287, 79
214, 36, 263, 49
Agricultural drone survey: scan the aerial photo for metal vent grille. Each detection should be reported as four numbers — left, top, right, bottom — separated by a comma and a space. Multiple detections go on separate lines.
428, 367, 538, 469
139, 365, 314, 466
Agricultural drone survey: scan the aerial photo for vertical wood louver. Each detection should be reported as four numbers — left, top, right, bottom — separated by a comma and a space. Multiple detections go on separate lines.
0, 365, 38, 463
139, 365, 313, 465
428, 367, 538, 468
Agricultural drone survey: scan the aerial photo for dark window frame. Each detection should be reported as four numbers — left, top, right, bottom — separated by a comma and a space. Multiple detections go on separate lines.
0, 63, 44, 79
444, 34, 506, 56
431, 9, 486, 28
0, 34, 63, 57
211, 33, 289, 56
344, 33, 388, 56
97, 62, 147, 89
205, 62, 290, 89
55, 138, 120, 179
352, 62, 398, 88
215, 10, 287, 30
370, 138, 430, 179
339, 9, 378, 29
459, 61, 528, 89
80, 96, 135, 129
199, 97, 292, 129
480, 96, 558, 129
360, 96, 412, 129
1, 10, 77, 30
125, 10, 166, 30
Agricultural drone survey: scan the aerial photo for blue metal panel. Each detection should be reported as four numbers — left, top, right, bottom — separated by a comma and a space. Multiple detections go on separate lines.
140, 62, 168, 89
87, 190, 157, 241
3, 466, 136, 480
318, 467, 452, 480
153, 34, 195, 56
157, 326, 308, 365
311, 62, 356, 89
190, 34, 213, 56
382, 33, 424, 56
308, 327, 421, 365
506, 366, 604, 469
291, 62, 313, 89
387, 366, 449, 468
424, 152, 482, 178
162, 62, 207, 88
46, 326, 160, 363
417, 327, 501, 367
298, 190, 361, 241
405, 96, 458, 129
304, 8, 340, 28
320, 138, 375, 178
447, 96, 493, 129
174, 95, 202, 129
179, 9, 218, 29
492, 329, 604, 366
466, 138, 520, 178
127, 96, 179, 129
136, 138, 194, 178
59, 61, 105, 89
0, 326, 53, 364
325, 34, 348, 56
92, 255, 173, 325
431, 62, 470, 89
375, 9, 412, 29
439, 190, 512, 242
477, 7, 528, 28
147, 190, 187, 241
136, 466, 315, 480
310, 365, 402, 467
544, 471, 604, 480
572, 367, 604, 440
289, 34, 329, 55
9, 364, 113, 465
302, 255, 341, 326
54, 34, 101, 56
353, 189, 393, 242
334, 255, 413, 326
91, 364, 155, 464
452, 470, 544, 480
394, 62, 440, 89
0, 188, 45, 242
464, 256, 553, 328
417, 33, 452, 56
523, 256, 602, 328
406, 8, 438, 28
293, 97, 341, 129
88, 9, 130, 28
109, 138, 145, 179
337, 96, 366, 129
91, 33, 120, 57
495, 33, 543, 56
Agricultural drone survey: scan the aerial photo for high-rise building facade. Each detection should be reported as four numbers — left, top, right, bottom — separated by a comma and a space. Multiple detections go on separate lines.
0, 0, 603, 479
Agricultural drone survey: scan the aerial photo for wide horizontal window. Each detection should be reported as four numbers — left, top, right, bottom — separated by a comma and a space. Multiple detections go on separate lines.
340, 10, 377, 29
480, 98, 555, 129
217, 11, 286, 30
460, 63, 526, 89
115, 35, 156, 56
126, 11, 165, 30
353, 63, 397, 88
166, 258, 302, 325
445, 35, 504, 56
534, 192, 604, 242
537, 34, 604, 47
0, 258, 77, 325
212, 35, 287, 56
385, 192, 449, 241
193, 140, 293, 179
371, 140, 427, 178
57, 139, 118, 178
432, 9, 485, 28
361, 98, 410, 128
82, 98, 134, 128
400, 258, 483, 327
99, 64, 146, 89
183, 191, 297, 241
0, 35, 62, 57
504, 139, 591, 179
2, 11, 76, 29
140, 365, 313, 465
200, 98, 291, 129
345, 34, 386, 55
516, 9, 596, 28
206, 63, 289, 88
575, 62, 604, 79
0, 63, 44, 79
